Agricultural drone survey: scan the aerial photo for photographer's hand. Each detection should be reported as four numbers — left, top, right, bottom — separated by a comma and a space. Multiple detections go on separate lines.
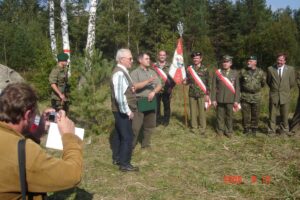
57, 110, 75, 135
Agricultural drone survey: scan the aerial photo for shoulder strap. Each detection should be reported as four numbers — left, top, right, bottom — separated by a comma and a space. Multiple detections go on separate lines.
18, 139, 27, 200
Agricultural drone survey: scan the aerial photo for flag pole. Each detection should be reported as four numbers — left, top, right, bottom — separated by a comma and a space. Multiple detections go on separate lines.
177, 22, 188, 127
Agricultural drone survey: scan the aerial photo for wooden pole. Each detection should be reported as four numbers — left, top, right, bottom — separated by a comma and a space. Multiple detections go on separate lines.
183, 84, 188, 127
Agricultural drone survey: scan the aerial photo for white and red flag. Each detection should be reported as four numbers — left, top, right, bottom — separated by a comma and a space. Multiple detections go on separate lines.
169, 38, 186, 84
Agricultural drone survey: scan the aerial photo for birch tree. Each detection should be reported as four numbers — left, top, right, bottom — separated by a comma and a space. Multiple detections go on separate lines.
85, 0, 98, 71
48, 0, 57, 59
60, 0, 71, 76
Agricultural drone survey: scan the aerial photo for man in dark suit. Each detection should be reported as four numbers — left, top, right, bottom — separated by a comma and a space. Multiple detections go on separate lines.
267, 53, 296, 135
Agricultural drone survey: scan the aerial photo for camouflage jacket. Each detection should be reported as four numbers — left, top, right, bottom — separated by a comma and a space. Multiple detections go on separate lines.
49, 65, 69, 100
187, 64, 210, 98
240, 67, 266, 103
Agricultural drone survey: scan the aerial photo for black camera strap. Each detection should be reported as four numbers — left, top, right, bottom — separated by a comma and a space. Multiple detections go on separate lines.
18, 139, 27, 200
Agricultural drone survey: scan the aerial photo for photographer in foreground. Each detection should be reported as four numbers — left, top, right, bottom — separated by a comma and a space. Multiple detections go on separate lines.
0, 83, 83, 200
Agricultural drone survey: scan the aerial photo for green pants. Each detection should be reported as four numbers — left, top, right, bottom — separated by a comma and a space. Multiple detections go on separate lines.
241, 101, 260, 130
189, 96, 206, 133
132, 110, 156, 148
51, 99, 69, 112
268, 102, 289, 133
216, 103, 233, 134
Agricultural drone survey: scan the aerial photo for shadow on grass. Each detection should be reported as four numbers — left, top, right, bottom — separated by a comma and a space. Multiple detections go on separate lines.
47, 187, 93, 200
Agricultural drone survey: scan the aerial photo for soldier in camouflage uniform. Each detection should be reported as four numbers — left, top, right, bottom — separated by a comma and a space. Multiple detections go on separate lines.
240, 56, 266, 135
211, 55, 240, 138
49, 53, 69, 112
185, 52, 211, 134
154, 50, 175, 126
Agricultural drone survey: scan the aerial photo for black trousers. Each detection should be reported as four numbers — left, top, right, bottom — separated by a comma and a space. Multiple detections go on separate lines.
156, 92, 171, 122
112, 112, 133, 166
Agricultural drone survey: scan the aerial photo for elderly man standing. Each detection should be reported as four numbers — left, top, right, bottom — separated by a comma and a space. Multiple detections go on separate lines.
110, 48, 139, 172
267, 53, 296, 135
0, 83, 82, 199
153, 50, 175, 126
131, 53, 162, 149
240, 56, 266, 135
211, 55, 240, 138
49, 53, 70, 112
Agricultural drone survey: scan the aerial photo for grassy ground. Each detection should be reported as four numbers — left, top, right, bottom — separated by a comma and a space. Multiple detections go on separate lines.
45, 86, 300, 200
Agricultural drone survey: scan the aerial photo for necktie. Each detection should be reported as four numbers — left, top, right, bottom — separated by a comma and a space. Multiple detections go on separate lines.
278, 68, 282, 80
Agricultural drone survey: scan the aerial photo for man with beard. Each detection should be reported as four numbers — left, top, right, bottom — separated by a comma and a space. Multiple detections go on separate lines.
0, 83, 82, 200
240, 56, 266, 135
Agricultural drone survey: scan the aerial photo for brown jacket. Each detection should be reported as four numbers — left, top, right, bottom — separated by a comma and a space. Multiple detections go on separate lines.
0, 122, 83, 200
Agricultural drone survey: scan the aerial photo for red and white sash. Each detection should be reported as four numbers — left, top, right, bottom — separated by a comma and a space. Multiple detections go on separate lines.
187, 66, 207, 94
152, 63, 168, 83
187, 65, 211, 109
215, 69, 235, 94
215, 69, 240, 112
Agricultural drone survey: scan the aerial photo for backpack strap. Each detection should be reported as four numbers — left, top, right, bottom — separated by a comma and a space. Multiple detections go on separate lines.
18, 139, 27, 200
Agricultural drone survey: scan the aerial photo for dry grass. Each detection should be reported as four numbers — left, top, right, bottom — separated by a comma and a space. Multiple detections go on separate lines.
46, 86, 300, 200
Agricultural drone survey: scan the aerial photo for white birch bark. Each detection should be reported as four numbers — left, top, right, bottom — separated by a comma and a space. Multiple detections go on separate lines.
60, 0, 71, 76
49, 0, 57, 59
85, 0, 98, 71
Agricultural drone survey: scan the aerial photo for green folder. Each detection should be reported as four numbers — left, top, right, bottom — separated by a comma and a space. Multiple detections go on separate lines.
137, 97, 157, 112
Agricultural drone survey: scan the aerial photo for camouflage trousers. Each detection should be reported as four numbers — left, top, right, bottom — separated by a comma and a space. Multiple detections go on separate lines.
51, 99, 69, 112
241, 101, 260, 130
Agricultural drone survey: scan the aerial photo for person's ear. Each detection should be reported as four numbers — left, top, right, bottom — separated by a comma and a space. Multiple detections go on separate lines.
24, 110, 32, 121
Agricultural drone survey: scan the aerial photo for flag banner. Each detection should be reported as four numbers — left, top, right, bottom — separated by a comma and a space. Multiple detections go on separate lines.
169, 38, 186, 84
152, 63, 168, 83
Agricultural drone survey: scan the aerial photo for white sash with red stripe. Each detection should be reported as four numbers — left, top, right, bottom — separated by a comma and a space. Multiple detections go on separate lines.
152, 64, 168, 83
187, 65, 211, 109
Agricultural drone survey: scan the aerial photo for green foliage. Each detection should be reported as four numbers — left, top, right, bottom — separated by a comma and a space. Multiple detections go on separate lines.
68, 51, 114, 135
142, 0, 182, 58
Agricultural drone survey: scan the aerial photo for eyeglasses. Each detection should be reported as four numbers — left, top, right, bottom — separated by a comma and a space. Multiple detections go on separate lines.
122, 57, 133, 61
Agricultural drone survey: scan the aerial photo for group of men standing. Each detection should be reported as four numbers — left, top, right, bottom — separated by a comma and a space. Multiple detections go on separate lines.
109, 48, 299, 172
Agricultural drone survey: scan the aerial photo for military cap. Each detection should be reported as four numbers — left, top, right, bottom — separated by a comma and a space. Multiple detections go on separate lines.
57, 53, 69, 62
191, 52, 202, 58
248, 55, 257, 61
223, 55, 233, 62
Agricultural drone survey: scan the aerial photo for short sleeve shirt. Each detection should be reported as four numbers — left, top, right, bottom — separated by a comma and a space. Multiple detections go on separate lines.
130, 67, 161, 98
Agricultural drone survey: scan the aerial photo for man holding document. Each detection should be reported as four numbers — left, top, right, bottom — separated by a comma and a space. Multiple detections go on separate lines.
130, 53, 162, 149
0, 83, 82, 200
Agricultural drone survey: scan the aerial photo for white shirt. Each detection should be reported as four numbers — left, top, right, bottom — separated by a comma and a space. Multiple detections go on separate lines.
112, 64, 132, 115
277, 65, 285, 77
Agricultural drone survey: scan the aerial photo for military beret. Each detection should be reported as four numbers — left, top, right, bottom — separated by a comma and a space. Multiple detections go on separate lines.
223, 55, 233, 61
248, 55, 257, 61
57, 53, 69, 61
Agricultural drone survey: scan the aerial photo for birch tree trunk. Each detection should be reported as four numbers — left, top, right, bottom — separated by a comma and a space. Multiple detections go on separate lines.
60, 0, 71, 76
48, 0, 57, 59
85, 0, 98, 71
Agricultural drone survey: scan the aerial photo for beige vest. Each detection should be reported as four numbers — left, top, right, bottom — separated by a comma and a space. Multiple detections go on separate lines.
111, 67, 137, 112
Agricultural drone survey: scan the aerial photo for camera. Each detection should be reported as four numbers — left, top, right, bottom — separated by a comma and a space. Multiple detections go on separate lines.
48, 112, 57, 122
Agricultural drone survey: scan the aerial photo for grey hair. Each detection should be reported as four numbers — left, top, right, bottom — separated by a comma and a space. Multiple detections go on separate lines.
116, 49, 131, 62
